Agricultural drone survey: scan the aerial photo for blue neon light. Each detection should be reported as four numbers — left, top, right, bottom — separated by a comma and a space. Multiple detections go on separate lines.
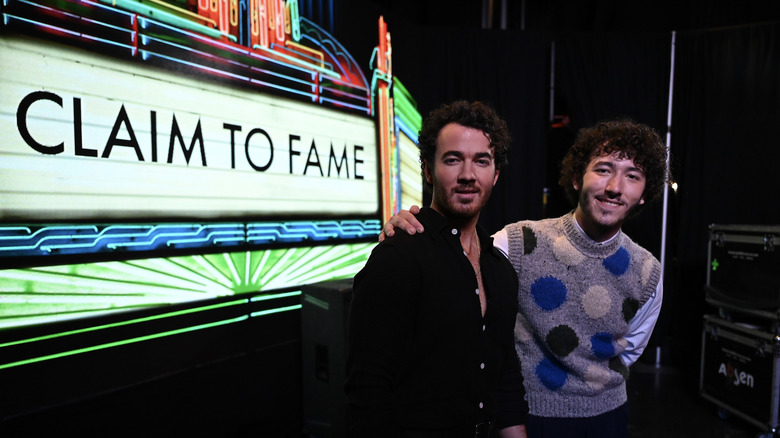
395, 116, 419, 144
0, 220, 382, 258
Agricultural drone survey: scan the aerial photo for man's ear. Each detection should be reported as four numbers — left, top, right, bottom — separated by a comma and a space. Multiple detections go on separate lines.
572, 177, 580, 191
423, 160, 433, 184
492, 168, 500, 187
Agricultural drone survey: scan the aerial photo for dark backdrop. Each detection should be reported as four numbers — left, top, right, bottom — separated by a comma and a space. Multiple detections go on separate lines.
336, 3, 552, 234
666, 21, 780, 374
337, 3, 780, 373
407, 26, 552, 235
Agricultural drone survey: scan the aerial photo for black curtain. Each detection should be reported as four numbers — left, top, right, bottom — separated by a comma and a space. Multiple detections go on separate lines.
665, 22, 780, 373
408, 27, 552, 234
673, 22, 780, 266
369, 23, 553, 234
553, 31, 673, 257
334, 6, 552, 234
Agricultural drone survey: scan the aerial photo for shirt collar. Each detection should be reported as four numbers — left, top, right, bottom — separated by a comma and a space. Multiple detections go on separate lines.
571, 211, 620, 246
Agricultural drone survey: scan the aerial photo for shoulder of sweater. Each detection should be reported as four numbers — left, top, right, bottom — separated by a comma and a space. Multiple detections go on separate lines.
503, 216, 561, 233
618, 232, 661, 264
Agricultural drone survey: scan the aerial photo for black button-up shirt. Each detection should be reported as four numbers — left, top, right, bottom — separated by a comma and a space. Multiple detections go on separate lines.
345, 207, 527, 436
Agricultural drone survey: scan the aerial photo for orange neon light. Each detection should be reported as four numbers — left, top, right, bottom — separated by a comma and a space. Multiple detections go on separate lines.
376, 16, 393, 222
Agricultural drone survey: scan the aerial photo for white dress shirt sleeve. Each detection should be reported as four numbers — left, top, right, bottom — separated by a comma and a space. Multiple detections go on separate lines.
621, 280, 663, 367
492, 228, 510, 259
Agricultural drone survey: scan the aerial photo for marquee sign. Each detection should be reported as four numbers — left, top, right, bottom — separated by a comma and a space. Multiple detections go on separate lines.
0, 36, 378, 221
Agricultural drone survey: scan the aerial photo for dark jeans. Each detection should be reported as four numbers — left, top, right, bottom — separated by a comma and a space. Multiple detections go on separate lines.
527, 404, 629, 438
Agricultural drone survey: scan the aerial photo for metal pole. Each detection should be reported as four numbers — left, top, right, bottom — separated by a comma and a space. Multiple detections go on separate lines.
660, 30, 676, 281
549, 41, 555, 122
501, 0, 508, 30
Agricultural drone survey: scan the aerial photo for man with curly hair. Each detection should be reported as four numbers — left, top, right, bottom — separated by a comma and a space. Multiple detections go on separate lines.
345, 101, 528, 437
384, 119, 668, 438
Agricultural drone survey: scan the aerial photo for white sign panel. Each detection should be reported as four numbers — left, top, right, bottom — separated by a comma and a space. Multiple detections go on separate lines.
0, 36, 379, 221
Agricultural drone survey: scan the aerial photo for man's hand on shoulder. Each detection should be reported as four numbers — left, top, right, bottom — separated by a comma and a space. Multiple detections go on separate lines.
379, 204, 425, 242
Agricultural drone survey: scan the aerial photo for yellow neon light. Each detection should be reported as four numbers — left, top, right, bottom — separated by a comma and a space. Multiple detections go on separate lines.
285, 39, 325, 65
230, 0, 239, 27
252, 43, 340, 78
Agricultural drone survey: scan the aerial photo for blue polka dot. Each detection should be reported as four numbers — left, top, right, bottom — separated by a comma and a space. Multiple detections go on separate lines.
531, 277, 568, 311
591, 332, 615, 359
536, 357, 568, 390
603, 247, 630, 276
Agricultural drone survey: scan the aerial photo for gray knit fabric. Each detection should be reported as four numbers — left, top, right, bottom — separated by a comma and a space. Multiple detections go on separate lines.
505, 213, 661, 418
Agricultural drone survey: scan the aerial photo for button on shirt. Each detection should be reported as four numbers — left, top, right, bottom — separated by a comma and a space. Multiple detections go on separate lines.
345, 207, 527, 436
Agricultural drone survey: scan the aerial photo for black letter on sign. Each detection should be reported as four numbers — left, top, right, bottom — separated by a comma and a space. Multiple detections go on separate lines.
74, 97, 98, 157
223, 123, 242, 169
289, 134, 301, 174
354, 145, 364, 180
328, 142, 349, 178
168, 116, 206, 166
304, 139, 323, 176
17, 91, 64, 154
102, 105, 144, 160
245, 128, 273, 171
150, 111, 158, 162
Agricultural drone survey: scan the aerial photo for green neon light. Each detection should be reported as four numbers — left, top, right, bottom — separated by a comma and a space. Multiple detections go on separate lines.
289, 0, 301, 41
0, 315, 248, 370
393, 77, 422, 130
250, 291, 301, 302
393, 77, 418, 109
0, 298, 249, 349
249, 304, 302, 317
0, 297, 305, 370
0, 244, 370, 369
0, 243, 373, 330
0, 290, 302, 350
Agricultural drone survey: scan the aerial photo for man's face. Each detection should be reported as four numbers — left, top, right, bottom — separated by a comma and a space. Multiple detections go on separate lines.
425, 123, 499, 223
573, 151, 646, 242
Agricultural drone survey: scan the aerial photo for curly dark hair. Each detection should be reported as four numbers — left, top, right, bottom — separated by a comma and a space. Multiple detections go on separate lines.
558, 119, 668, 212
417, 100, 511, 187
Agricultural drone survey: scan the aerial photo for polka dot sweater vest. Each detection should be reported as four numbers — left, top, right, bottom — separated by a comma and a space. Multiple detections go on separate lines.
506, 214, 661, 418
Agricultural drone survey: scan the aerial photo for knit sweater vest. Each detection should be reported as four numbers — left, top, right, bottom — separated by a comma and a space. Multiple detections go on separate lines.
505, 213, 661, 418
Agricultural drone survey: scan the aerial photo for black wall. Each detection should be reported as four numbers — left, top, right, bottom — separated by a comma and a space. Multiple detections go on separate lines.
335, 1, 780, 376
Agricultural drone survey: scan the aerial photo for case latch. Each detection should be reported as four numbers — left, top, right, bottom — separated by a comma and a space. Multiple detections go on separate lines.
712, 230, 725, 247
764, 234, 775, 252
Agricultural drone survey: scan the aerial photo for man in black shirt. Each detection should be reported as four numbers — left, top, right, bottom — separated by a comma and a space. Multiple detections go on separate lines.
345, 101, 528, 437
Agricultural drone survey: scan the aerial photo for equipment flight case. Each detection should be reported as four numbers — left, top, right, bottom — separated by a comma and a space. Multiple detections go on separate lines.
701, 224, 780, 436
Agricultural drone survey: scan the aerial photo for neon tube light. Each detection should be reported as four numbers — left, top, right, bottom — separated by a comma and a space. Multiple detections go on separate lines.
0, 315, 250, 370
0, 298, 250, 349
97, 0, 236, 42
0, 291, 303, 370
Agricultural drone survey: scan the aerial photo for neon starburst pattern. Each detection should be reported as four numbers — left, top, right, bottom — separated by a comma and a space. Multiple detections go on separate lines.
0, 242, 375, 329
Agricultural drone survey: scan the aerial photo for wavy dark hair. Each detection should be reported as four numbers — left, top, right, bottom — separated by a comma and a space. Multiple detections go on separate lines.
558, 119, 668, 213
417, 100, 511, 187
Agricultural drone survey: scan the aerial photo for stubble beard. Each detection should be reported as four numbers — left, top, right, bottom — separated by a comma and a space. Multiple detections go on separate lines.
433, 185, 491, 224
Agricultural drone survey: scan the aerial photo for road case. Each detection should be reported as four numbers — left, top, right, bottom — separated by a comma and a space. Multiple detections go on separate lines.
707, 224, 780, 310
700, 315, 780, 435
